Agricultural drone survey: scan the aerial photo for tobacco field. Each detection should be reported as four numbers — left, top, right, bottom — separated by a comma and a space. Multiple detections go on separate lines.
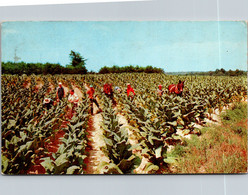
1, 73, 247, 174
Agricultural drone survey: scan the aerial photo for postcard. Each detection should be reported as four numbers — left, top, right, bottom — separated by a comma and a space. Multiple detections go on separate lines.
1, 21, 247, 174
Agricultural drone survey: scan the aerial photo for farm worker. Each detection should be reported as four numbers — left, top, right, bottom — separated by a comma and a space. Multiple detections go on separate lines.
127, 83, 135, 97
115, 86, 122, 93
87, 85, 102, 114
43, 97, 54, 111
56, 82, 65, 101
68, 89, 79, 106
157, 85, 164, 96
68, 89, 79, 117
168, 80, 185, 96
103, 83, 116, 105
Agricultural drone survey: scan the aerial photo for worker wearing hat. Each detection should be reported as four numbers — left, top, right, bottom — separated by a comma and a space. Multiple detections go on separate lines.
87, 85, 101, 114
56, 82, 65, 101
68, 89, 79, 118
115, 86, 122, 93
43, 97, 54, 111
157, 84, 164, 96
68, 89, 79, 105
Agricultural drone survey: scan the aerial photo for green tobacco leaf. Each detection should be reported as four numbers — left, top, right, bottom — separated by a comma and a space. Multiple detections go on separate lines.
26, 141, 34, 150
118, 158, 134, 173
17, 144, 27, 154
167, 121, 177, 126
177, 117, 185, 125
73, 121, 85, 130
155, 146, 162, 158
55, 153, 68, 166
141, 147, 150, 155
5, 139, 10, 149
116, 140, 128, 155
144, 162, 159, 174
78, 155, 87, 165
52, 153, 56, 160
173, 110, 181, 118
164, 157, 177, 164
132, 155, 141, 168
182, 130, 190, 135
104, 137, 113, 147
129, 144, 142, 151
172, 134, 181, 140
66, 166, 80, 174
98, 161, 123, 174
105, 163, 123, 174
10, 136, 19, 145
20, 131, 27, 140
1, 155, 9, 173
44, 118, 57, 127
140, 132, 147, 138
57, 144, 66, 154
41, 157, 54, 173
148, 136, 154, 145
7, 119, 16, 129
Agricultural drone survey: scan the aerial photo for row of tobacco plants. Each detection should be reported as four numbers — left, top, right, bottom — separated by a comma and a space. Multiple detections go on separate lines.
2, 75, 91, 174
83, 73, 247, 173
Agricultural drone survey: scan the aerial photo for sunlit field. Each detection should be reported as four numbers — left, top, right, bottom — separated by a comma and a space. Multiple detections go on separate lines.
1, 73, 247, 174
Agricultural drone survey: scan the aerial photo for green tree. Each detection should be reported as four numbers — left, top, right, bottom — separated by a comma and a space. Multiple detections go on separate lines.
220, 68, 226, 74
69, 50, 88, 74
69, 50, 86, 67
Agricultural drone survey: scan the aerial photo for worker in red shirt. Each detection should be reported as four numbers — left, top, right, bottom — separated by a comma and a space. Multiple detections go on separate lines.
103, 83, 116, 106
126, 83, 135, 98
157, 84, 164, 96
87, 85, 101, 114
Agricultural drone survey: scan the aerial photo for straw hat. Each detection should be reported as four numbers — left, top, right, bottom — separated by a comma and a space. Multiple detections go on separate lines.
44, 98, 50, 103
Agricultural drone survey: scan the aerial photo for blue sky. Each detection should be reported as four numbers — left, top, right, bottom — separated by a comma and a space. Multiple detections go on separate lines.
1, 21, 247, 72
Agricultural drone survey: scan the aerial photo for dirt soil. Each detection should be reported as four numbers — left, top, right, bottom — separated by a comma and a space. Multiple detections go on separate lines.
83, 84, 109, 174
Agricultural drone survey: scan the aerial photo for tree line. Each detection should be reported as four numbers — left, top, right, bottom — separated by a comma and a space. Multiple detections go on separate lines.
1, 50, 245, 76
2, 51, 87, 75
2, 62, 164, 75
1, 50, 164, 75
186, 68, 247, 76
98, 65, 164, 74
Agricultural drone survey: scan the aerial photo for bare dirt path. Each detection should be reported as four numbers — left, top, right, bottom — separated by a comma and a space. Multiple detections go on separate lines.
83, 84, 109, 174
84, 114, 109, 174
70, 82, 104, 173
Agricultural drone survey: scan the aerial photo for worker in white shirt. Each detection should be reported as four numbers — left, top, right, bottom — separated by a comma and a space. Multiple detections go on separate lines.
68, 89, 79, 118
